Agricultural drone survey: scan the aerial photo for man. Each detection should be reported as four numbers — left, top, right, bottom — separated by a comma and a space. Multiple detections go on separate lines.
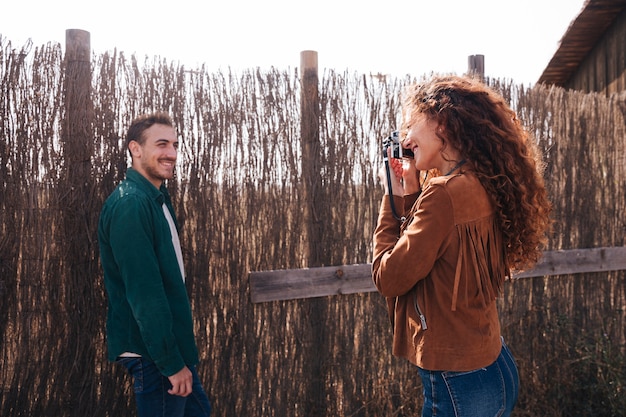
98, 112, 211, 416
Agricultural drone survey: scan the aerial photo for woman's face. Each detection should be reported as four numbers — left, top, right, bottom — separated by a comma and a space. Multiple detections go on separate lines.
403, 115, 449, 172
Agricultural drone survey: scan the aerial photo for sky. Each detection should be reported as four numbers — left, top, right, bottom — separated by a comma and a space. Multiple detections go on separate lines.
1, 0, 587, 86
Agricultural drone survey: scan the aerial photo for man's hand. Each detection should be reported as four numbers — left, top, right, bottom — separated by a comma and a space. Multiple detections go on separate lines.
168, 366, 193, 397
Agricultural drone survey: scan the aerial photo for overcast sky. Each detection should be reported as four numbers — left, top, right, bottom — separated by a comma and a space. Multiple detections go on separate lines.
1, 0, 586, 85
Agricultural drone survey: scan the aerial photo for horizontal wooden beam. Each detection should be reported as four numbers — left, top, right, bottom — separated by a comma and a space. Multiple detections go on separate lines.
250, 263, 373, 303
512, 246, 626, 277
249, 246, 626, 303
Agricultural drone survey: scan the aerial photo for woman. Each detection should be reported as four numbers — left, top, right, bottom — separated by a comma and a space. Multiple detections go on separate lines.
372, 75, 551, 416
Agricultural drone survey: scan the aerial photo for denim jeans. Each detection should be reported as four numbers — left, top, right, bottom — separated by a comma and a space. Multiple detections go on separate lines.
117, 357, 212, 417
417, 338, 519, 417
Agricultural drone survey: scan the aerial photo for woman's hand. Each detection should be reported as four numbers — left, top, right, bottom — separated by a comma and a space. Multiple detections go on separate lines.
402, 159, 422, 195
379, 149, 423, 196
379, 150, 406, 196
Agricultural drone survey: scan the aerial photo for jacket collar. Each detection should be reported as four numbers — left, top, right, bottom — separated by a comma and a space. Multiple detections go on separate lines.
125, 167, 170, 205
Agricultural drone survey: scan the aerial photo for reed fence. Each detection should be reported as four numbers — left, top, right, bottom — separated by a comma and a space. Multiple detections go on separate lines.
0, 31, 625, 417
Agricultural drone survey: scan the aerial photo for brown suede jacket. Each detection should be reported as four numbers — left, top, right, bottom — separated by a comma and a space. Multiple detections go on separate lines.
372, 170, 508, 371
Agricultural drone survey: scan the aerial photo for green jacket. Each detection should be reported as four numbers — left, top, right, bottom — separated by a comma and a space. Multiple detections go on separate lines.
98, 168, 199, 376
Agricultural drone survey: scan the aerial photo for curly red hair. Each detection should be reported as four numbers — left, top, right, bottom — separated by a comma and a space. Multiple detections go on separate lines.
401, 75, 552, 271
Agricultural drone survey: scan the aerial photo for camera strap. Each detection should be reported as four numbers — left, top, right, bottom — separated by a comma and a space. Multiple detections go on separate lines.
383, 156, 407, 222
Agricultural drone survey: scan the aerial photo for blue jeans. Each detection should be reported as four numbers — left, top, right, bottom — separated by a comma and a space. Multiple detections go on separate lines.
417, 339, 519, 417
117, 357, 212, 417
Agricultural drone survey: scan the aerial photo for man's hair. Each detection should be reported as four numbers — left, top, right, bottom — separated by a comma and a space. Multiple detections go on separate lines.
125, 112, 174, 150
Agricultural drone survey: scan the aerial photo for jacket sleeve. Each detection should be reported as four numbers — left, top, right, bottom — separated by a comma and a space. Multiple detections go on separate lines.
107, 195, 186, 376
372, 184, 454, 297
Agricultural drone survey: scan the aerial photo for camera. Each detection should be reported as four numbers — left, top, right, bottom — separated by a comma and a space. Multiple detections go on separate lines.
383, 131, 414, 159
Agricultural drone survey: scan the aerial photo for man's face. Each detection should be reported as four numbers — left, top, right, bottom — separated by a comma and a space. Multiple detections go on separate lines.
129, 124, 178, 188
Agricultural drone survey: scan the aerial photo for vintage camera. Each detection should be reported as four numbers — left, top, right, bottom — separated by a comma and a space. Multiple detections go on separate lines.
382, 131, 414, 159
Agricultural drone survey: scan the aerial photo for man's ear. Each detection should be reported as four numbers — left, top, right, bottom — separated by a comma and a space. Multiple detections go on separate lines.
128, 140, 141, 159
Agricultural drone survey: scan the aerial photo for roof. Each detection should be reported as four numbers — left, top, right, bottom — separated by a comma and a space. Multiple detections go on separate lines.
537, 0, 626, 86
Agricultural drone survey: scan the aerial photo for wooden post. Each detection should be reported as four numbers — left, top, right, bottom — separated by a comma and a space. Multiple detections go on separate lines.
299, 50, 328, 416
64, 29, 94, 180
62, 28, 97, 413
468, 54, 485, 80
300, 50, 323, 265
